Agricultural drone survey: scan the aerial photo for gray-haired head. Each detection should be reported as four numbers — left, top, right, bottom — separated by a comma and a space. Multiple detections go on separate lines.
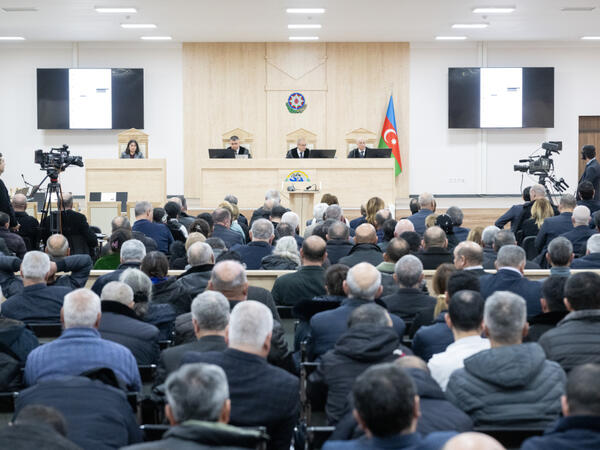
418, 192, 435, 209
100, 281, 134, 306
46, 234, 69, 258
559, 194, 577, 211
224, 194, 238, 205
21, 251, 51, 282
187, 242, 214, 267
134, 201, 152, 218
547, 237, 573, 267
446, 206, 464, 227
264, 189, 280, 205
394, 254, 423, 288
61, 193, 74, 210
394, 219, 415, 236
281, 211, 300, 231
273, 236, 301, 265
119, 239, 145, 263
228, 300, 273, 350
191, 290, 230, 332
165, 363, 229, 423
111, 216, 131, 231
493, 230, 517, 250
119, 268, 152, 302
587, 234, 600, 254
346, 262, 382, 300
325, 204, 343, 221
327, 221, 349, 240
210, 260, 247, 293
312, 203, 328, 222
530, 184, 546, 199
251, 219, 274, 242
496, 245, 526, 269
62, 288, 101, 329
482, 226, 500, 248
572, 205, 591, 226
347, 303, 391, 329
484, 291, 527, 346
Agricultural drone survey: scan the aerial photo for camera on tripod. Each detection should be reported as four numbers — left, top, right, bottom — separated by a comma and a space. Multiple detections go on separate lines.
513, 142, 560, 175
34, 145, 83, 172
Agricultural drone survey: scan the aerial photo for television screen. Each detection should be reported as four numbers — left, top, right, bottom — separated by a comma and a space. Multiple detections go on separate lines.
448, 67, 554, 129
37, 68, 144, 130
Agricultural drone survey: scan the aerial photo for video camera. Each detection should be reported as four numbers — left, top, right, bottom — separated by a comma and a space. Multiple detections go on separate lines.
34, 145, 83, 172
513, 142, 560, 175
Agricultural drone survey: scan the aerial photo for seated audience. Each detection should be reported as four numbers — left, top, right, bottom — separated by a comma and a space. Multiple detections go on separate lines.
521, 196, 554, 242
261, 235, 300, 270
164, 200, 188, 242
521, 363, 600, 450
250, 189, 280, 225
271, 236, 327, 306
323, 363, 455, 450
91, 239, 146, 295
481, 225, 500, 268
484, 229, 540, 269
446, 206, 470, 242
374, 209, 391, 243
453, 241, 485, 276
174, 241, 214, 298
571, 233, 600, 269
526, 276, 568, 342
325, 221, 353, 264
376, 237, 410, 275
1, 251, 72, 323
11, 193, 39, 251
141, 251, 191, 315
131, 201, 173, 254
174, 195, 195, 229
544, 236, 574, 277
169, 231, 206, 269
349, 204, 367, 230
231, 218, 273, 269
466, 226, 484, 246
425, 213, 438, 229
495, 186, 531, 231
534, 194, 576, 253
407, 192, 435, 235
513, 184, 552, 238
156, 291, 229, 384
189, 217, 211, 239
281, 211, 304, 247
577, 180, 600, 214
377, 219, 397, 252
24, 288, 141, 391
106, 215, 157, 253
480, 245, 542, 317
93, 227, 130, 269
206, 236, 227, 260
309, 304, 403, 424
219, 200, 246, 243
394, 219, 415, 237
210, 208, 244, 249
444, 432, 505, 450
0, 315, 38, 366
539, 272, 600, 371
399, 230, 421, 253
416, 226, 453, 270
309, 262, 405, 360
436, 214, 459, 251
44, 234, 93, 288
98, 281, 160, 365
269, 204, 289, 228
560, 205, 595, 256
182, 301, 299, 450
0, 211, 26, 258
446, 291, 566, 426
339, 223, 383, 267
427, 290, 489, 390
305, 202, 327, 236
430, 263, 457, 318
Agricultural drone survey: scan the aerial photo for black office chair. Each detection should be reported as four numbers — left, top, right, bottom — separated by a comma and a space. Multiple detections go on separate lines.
521, 236, 538, 260
26, 323, 63, 339
474, 426, 546, 450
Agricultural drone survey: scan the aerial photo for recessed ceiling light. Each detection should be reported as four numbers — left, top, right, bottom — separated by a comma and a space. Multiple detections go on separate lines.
288, 24, 322, 29
435, 36, 468, 40
562, 7, 596, 11
121, 23, 157, 29
0, 36, 25, 40
1, 7, 38, 12
140, 36, 172, 40
581, 36, 600, 40
95, 7, 137, 13
286, 8, 325, 14
289, 36, 320, 41
472, 7, 515, 13
452, 23, 489, 29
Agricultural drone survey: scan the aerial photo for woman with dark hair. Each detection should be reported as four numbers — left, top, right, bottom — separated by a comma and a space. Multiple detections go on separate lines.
140, 251, 191, 315
93, 228, 131, 269
120, 139, 144, 159
189, 218, 211, 238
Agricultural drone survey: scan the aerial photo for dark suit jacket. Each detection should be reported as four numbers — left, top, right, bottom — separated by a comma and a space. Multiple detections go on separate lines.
226, 145, 252, 158
495, 204, 524, 231
561, 226, 596, 256
535, 212, 573, 253
416, 247, 453, 270
382, 288, 437, 322
15, 211, 39, 251
231, 241, 273, 270
347, 148, 373, 158
454, 226, 470, 242
480, 268, 542, 317
211, 224, 244, 249
338, 243, 383, 268
99, 301, 160, 365
578, 199, 600, 215
271, 265, 326, 306
1, 283, 72, 323
182, 348, 300, 450
286, 147, 310, 159
40, 209, 98, 254
0, 228, 26, 258
326, 240, 354, 264
91, 261, 140, 296
156, 334, 226, 384
407, 209, 434, 236
464, 267, 487, 277
580, 159, 600, 200
412, 313, 454, 362
571, 252, 600, 269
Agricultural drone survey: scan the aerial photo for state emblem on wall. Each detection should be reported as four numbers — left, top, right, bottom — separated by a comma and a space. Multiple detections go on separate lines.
286, 92, 307, 114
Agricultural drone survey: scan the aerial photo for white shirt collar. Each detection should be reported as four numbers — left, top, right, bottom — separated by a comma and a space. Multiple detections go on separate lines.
464, 265, 483, 271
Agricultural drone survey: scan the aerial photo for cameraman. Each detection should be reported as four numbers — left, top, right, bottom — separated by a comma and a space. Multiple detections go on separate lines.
0, 154, 17, 229
513, 184, 558, 240
579, 145, 600, 201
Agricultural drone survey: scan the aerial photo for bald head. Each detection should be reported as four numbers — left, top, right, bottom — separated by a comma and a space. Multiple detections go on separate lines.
443, 433, 505, 450
344, 262, 382, 300
453, 241, 483, 269
423, 226, 447, 249
355, 223, 377, 244
301, 235, 327, 264
46, 234, 69, 258
394, 219, 414, 237
208, 260, 248, 299
11, 193, 27, 211
572, 205, 591, 226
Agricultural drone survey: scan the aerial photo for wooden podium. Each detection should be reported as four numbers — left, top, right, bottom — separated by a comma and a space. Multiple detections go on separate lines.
289, 190, 319, 234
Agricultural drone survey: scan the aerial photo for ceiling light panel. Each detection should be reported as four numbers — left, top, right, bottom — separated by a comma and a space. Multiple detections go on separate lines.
472, 7, 515, 13
286, 8, 325, 14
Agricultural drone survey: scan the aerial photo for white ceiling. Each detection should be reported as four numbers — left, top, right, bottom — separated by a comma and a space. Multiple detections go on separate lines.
1, 0, 600, 42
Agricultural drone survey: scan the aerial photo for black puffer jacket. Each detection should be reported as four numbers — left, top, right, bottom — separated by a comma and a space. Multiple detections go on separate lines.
538, 309, 600, 371
260, 254, 299, 270
446, 343, 566, 426
0, 317, 39, 362
152, 277, 193, 315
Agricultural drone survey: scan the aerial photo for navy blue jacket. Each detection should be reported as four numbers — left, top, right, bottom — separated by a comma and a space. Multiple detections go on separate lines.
521, 415, 600, 450
578, 199, 600, 215
454, 226, 470, 242
212, 224, 244, 249
560, 226, 596, 256
412, 312, 454, 362
480, 268, 542, 317
91, 261, 140, 296
338, 243, 383, 268
580, 158, 600, 200
309, 298, 405, 360
407, 209, 433, 236
349, 216, 366, 230
323, 431, 456, 450
231, 241, 273, 270
571, 252, 600, 269
535, 212, 573, 253
1, 283, 72, 323
132, 219, 173, 253
495, 204, 525, 231
326, 239, 354, 264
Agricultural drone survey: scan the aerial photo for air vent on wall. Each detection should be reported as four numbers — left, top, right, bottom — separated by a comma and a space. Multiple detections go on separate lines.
561, 7, 596, 11
1, 7, 38, 12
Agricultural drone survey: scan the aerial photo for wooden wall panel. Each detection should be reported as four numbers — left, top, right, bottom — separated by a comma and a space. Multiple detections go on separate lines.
266, 43, 327, 91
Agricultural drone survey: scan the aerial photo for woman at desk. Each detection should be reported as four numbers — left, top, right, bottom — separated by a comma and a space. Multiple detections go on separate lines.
121, 140, 144, 159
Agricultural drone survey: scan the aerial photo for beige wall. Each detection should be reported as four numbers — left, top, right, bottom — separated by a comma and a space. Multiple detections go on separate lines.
183, 42, 409, 202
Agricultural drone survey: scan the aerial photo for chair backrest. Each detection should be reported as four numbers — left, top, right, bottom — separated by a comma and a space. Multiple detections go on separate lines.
140, 424, 169, 441
138, 364, 157, 384
522, 236, 538, 261
474, 426, 546, 449
306, 426, 335, 450
0, 391, 18, 413
27, 323, 63, 339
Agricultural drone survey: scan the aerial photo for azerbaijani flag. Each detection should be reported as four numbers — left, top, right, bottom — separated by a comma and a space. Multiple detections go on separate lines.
378, 95, 402, 176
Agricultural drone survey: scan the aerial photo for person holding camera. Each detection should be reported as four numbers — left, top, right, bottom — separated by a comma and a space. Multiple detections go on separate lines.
579, 145, 600, 201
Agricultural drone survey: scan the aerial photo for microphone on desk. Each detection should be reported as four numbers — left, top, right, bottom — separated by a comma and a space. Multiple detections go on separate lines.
305, 184, 317, 191
287, 184, 296, 192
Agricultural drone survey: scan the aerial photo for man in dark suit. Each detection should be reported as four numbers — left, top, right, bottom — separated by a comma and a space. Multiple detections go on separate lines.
347, 138, 373, 158
480, 245, 542, 317
495, 186, 531, 231
0, 153, 17, 229
156, 290, 229, 384
211, 208, 244, 249
231, 219, 273, 269
339, 224, 384, 267
416, 226, 453, 270
326, 221, 353, 264
11, 193, 39, 251
407, 193, 435, 236
40, 193, 98, 255
226, 135, 252, 158
571, 234, 600, 269
453, 241, 486, 276
535, 194, 576, 254
561, 205, 596, 256
132, 202, 173, 254
0, 211, 26, 258
182, 301, 300, 450
286, 137, 310, 159
98, 281, 160, 365
576, 181, 600, 214
579, 144, 600, 200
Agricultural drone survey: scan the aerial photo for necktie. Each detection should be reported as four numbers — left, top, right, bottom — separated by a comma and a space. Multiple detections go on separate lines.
360, 151, 365, 158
